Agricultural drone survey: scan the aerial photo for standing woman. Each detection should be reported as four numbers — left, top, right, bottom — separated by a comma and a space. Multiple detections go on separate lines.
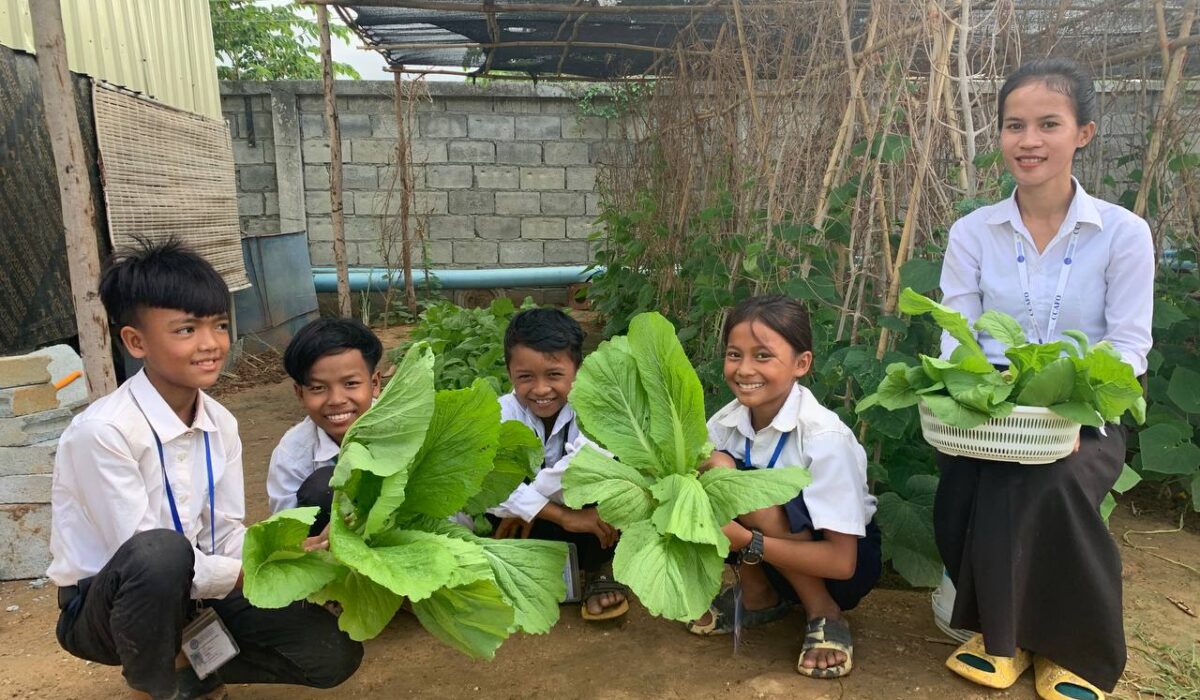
935, 58, 1153, 700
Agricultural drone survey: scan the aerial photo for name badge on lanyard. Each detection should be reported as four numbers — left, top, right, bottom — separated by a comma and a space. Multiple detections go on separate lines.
1012, 223, 1081, 344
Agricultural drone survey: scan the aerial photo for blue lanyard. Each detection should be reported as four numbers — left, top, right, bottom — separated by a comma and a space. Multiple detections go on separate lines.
1012, 223, 1081, 344
744, 432, 790, 469
151, 429, 216, 555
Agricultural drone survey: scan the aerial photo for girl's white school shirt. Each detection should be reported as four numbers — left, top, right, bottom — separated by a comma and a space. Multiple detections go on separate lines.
939, 179, 1154, 375
47, 370, 246, 600
490, 392, 583, 522
707, 383, 877, 537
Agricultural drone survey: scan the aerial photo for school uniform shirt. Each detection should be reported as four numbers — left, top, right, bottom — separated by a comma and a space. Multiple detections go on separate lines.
708, 383, 877, 537
267, 417, 340, 513
939, 178, 1154, 375
490, 392, 583, 522
47, 370, 246, 600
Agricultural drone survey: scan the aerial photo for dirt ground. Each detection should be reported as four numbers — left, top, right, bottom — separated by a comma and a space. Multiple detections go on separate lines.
2, 341, 1198, 699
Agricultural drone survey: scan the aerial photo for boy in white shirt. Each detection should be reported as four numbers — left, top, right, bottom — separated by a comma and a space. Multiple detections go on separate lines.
267, 318, 382, 533
48, 241, 361, 700
489, 308, 628, 620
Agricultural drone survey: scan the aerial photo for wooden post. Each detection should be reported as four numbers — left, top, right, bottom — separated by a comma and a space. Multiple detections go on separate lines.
29, 0, 116, 400
318, 4, 352, 317
393, 71, 418, 317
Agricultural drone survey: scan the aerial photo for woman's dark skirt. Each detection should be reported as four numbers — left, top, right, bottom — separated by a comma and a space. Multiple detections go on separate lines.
934, 425, 1127, 691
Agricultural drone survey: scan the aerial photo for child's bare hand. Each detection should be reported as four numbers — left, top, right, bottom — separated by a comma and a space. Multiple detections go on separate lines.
560, 508, 618, 548
699, 451, 736, 473
493, 516, 534, 540
303, 524, 330, 552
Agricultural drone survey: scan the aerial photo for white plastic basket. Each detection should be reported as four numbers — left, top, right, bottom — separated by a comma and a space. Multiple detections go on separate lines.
918, 402, 1080, 465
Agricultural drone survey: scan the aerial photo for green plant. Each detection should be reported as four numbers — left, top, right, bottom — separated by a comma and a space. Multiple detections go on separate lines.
241, 344, 565, 658
392, 297, 535, 394
562, 312, 811, 621
210, 0, 360, 80
859, 289, 1147, 429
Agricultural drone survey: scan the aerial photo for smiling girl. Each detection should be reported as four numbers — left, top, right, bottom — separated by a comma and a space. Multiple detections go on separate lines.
688, 295, 881, 679
935, 59, 1153, 700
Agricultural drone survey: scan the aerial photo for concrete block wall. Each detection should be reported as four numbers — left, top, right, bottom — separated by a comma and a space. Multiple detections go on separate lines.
221, 81, 623, 269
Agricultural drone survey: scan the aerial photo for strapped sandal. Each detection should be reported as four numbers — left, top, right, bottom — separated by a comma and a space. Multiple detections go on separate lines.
174, 665, 228, 700
581, 574, 630, 621
797, 616, 854, 678
945, 633, 1032, 689
1035, 656, 1105, 700
686, 585, 792, 636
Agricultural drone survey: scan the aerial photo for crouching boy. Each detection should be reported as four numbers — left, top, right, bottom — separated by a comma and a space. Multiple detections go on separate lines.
490, 308, 629, 621
268, 318, 382, 533
48, 241, 362, 700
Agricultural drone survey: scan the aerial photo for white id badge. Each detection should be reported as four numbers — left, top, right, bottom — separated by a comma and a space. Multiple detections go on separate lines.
561, 542, 581, 603
181, 608, 239, 679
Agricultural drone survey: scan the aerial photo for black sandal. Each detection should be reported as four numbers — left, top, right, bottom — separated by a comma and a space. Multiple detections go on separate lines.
797, 616, 854, 678
581, 574, 629, 621
686, 585, 792, 636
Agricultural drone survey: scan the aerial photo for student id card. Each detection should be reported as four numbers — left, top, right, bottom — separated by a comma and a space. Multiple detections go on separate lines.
181, 608, 239, 679
561, 542, 581, 603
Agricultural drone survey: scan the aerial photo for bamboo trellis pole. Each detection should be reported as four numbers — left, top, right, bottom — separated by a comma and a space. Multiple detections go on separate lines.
318, 4, 351, 317
393, 72, 418, 317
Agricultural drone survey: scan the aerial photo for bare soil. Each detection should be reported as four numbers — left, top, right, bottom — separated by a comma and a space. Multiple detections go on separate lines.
2, 371, 1197, 699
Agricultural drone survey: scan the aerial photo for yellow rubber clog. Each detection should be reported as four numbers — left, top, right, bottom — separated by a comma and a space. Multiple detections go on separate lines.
945, 633, 1032, 689
1034, 656, 1105, 700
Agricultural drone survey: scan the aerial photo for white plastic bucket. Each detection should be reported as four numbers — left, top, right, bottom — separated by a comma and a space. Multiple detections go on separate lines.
931, 570, 973, 643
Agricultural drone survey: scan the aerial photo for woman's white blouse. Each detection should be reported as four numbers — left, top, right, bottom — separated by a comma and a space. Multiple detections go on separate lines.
939, 180, 1154, 375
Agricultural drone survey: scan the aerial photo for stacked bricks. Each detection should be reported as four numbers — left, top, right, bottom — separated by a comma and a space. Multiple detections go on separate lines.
0, 352, 73, 580
222, 82, 625, 270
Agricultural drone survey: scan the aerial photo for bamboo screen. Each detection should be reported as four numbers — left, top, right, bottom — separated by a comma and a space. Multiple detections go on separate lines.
92, 83, 249, 291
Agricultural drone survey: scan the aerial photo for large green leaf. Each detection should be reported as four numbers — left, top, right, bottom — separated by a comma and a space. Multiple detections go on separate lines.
975, 311, 1026, 347
363, 468, 410, 537
874, 476, 942, 587
399, 380, 501, 518
1015, 357, 1076, 406
1077, 343, 1144, 423
1139, 422, 1200, 475
627, 312, 709, 475
899, 259, 942, 294
464, 420, 543, 515
1006, 341, 1071, 377
649, 474, 726, 548
334, 343, 436, 486
1167, 366, 1200, 414
561, 444, 656, 529
898, 288, 983, 358
569, 336, 661, 474
310, 569, 403, 642
699, 466, 812, 524
611, 520, 724, 622
1112, 463, 1142, 494
920, 394, 992, 429
1047, 401, 1104, 427
242, 507, 341, 609
856, 363, 921, 413
943, 368, 1012, 413
329, 503, 460, 600
478, 539, 568, 634
411, 579, 514, 659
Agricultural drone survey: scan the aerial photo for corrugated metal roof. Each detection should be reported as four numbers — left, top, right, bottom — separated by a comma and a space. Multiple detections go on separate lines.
0, 0, 220, 118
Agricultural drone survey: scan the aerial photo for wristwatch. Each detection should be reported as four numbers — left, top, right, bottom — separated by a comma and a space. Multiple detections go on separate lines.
740, 529, 764, 565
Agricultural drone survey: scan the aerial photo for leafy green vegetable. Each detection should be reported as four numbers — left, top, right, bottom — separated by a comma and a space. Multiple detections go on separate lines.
859, 289, 1145, 431
563, 312, 812, 622
243, 343, 568, 659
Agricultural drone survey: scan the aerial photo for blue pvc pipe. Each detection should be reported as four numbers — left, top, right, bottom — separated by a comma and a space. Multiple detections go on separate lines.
311, 265, 602, 293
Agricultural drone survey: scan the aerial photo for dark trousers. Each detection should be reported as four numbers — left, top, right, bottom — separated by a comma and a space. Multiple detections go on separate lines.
56, 529, 362, 699
297, 465, 336, 536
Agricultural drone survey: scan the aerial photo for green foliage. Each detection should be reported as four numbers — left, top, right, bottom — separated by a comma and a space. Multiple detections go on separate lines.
391, 297, 535, 394
562, 313, 811, 621
861, 289, 1146, 430
242, 344, 567, 658
211, 0, 360, 80
575, 82, 652, 120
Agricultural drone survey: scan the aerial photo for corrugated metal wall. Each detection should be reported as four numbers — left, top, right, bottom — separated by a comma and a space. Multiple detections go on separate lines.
0, 0, 220, 118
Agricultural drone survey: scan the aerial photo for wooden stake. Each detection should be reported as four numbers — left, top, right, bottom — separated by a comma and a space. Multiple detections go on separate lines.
318, 4, 351, 318
29, 0, 116, 400
393, 71, 417, 317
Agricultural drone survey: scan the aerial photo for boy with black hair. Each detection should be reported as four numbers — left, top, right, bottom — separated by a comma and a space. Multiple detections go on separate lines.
48, 240, 362, 700
490, 307, 629, 621
268, 318, 382, 534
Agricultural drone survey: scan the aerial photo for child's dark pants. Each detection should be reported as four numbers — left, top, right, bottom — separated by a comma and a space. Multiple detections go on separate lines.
55, 529, 362, 699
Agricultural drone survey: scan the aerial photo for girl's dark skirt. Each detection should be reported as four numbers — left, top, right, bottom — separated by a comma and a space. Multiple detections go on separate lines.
934, 425, 1126, 691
